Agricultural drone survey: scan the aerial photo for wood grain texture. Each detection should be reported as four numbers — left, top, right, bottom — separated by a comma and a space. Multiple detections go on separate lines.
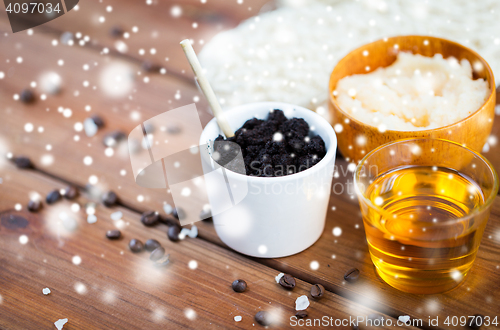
1, 1, 500, 329
1, 0, 271, 81
0, 163, 416, 330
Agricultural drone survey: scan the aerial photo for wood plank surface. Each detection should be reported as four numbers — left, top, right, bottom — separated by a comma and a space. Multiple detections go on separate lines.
1, 0, 500, 329
1, 0, 271, 81
0, 163, 415, 330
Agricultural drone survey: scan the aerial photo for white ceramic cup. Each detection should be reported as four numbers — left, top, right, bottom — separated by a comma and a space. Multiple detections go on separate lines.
199, 102, 337, 258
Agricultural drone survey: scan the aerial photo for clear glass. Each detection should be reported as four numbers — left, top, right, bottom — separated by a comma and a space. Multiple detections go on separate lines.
355, 138, 499, 294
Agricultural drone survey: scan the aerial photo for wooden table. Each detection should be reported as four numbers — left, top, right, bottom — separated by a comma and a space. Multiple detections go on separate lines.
0, 1, 499, 329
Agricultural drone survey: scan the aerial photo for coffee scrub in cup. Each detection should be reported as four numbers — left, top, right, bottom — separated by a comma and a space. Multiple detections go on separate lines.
200, 102, 337, 258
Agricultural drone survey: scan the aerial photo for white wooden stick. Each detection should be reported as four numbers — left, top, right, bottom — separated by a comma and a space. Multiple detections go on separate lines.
180, 39, 234, 138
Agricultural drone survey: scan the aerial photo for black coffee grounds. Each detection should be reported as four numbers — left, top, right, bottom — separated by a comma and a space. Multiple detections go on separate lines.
214, 109, 326, 177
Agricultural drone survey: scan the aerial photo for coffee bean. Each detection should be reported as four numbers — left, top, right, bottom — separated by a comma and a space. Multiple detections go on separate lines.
46, 189, 61, 204
368, 313, 384, 322
91, 115, 105, 128
141, 210, 159, 226
106, 230, 121, 239
102, 191, 118, 207
154, 254, 170, 267
145, 238, 161, 251
172, 207, 185, 220
310, 284, 325, 299
13, 156, 33, 169
20, 89, 35, 103
109, 25, 124, 38
468, 314, 484, 329
141, 61, 160, 73
129, 239, 144, 253
150, 246, 165, 261
27, 200, 42, 212
103, 130, 126, 148
63, 185, 79, 200
279, 274, 296, 290
295, 310, 308, 319
352, 324, 360, 330
255, 311, 272, 326
167, 124, 181, 134
1, 214, 29, 229
231, 279, 247, 293
344, 268, 360, 283
167, 225, 181, 242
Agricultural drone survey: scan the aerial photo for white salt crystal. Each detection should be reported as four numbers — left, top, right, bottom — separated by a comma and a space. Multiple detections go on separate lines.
110, 211, 122, 221
87, 214, 97, 224
275, 272, 284, 283
54, 318, 68, 330
163, 203, 173, 214
62, 217, 78, 232
179, 228, 190, 240
83, 118, 98, 137
295, 295, 309, 311
39, 72, 62, 94
234, 316, 242, 322
188, 225, 198, 238
399, 315, 410, 324
42, 288, 51, 295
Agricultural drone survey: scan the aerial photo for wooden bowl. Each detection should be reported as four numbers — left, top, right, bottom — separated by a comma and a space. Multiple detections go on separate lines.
328, 35, 496, 163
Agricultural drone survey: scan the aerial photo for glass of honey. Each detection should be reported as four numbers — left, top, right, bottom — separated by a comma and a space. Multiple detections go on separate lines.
354, 138, 498, 294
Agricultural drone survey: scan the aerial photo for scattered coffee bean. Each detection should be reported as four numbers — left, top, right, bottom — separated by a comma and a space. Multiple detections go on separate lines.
46, 189, 61, 204
167, 225, 181, 242
166, 124, 181, 134
1, 214, 29, 229
145, 238, 161, 252
27, 199, 42, 212
344, 268, 360, 283
60, 31, 74, 45
295, 310, 308, 319
255, 311, 272, 327
129, 239, 144, 253
172, 207, 185, 220
231, 279, 247, 293
154, 254, 170, 267
468, 314, 484, 329
368, 313, 384, 322
63, 185, 79, 200
13, 156, 33, 169
103, 130, 126, 148
91, 115, 105, 128
109, 25, 124, 38
106, 230, 121, 239
279, 274, 296, 290
150, 246, 165, 261
102, 191, 118, 207
141, 61, 160, 73
141, 210, 159, 226
352, 324, 360, 330
20, 89, 35, 103
310, 284, 325, 299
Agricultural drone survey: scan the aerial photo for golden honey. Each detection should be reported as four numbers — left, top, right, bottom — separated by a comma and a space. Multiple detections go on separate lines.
362, 165, 488, 294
